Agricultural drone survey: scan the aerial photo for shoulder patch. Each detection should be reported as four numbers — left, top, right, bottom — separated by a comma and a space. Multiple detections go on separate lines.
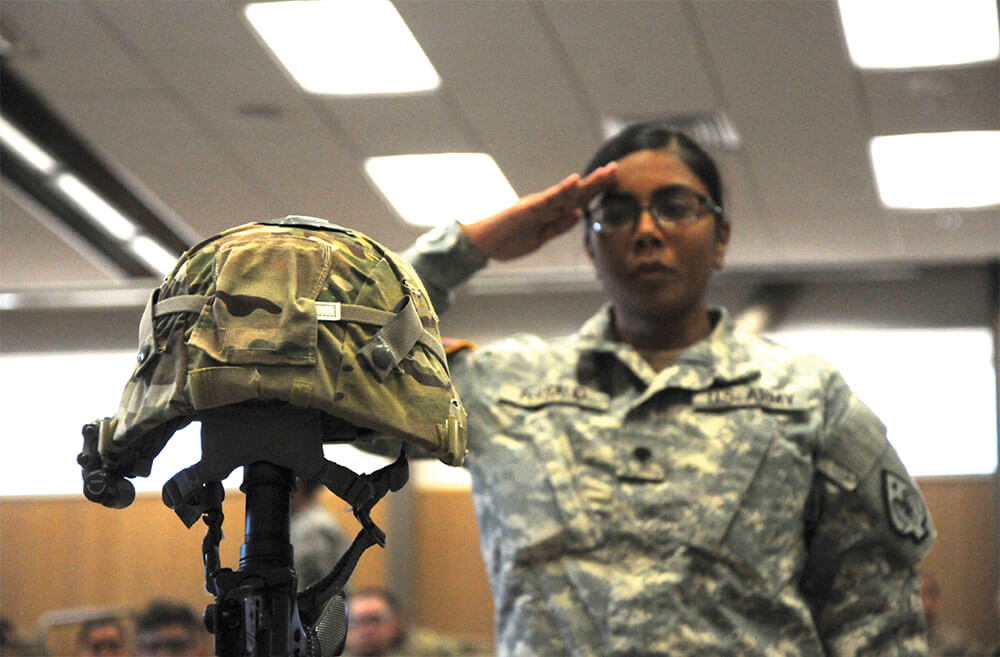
498, 383, 610, 411
882, 470, 930, 543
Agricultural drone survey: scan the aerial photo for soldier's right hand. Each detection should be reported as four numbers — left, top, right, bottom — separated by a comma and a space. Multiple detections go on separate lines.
460, 163, 617, 262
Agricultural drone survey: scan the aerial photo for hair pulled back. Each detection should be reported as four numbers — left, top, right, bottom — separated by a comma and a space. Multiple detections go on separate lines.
585, 122, 724, 215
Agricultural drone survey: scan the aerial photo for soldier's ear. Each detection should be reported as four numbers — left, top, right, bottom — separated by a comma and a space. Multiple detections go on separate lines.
713, 220, 730, 270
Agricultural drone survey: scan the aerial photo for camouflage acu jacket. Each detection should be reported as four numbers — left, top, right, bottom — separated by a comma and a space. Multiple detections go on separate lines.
405, 222, 934, 657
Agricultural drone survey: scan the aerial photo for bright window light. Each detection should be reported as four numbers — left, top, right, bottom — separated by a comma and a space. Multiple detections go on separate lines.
0, 114, 58, 174
244, 0, 440, 95
870, 131, 1000, 209
365, 153, 518, 227
0, 350, 224, 497
0, 351, 405, 497
54, 173, 138, 240
838, 0, 999, 69
767, 327, 997, 477
129, 235, 178, 277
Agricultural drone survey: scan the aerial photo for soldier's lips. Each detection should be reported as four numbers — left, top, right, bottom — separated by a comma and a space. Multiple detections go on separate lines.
628, 263, 676, 280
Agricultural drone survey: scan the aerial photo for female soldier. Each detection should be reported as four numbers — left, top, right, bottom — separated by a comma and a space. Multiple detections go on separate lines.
401, 122, 933, 657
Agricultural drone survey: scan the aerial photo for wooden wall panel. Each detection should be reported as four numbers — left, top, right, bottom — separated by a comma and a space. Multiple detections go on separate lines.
410, 488, 494, 643
2, 493, 243, 656
3, 476, 997, 655
0, 490, 386, 657
917, 474, 999, 651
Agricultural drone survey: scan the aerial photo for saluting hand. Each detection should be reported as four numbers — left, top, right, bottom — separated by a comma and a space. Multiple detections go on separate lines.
461, 162, 617, 261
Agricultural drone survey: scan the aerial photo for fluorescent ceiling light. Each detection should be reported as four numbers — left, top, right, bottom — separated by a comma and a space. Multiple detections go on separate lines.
365, 153, 518, 227
54, 173, 138, 240
870, 131, 1000, 209
838, 0, 1000, 69
0, 114, 58, 174
129, 235, 178, 276
244, 0, 440, 95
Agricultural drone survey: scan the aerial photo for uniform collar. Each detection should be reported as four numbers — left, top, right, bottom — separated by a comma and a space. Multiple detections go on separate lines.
574, 305, 760, 391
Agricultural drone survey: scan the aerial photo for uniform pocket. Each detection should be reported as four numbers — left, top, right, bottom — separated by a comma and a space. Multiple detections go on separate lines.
487, 392, 611, 563
691, 404, 816, 597
188, 234, 332, 365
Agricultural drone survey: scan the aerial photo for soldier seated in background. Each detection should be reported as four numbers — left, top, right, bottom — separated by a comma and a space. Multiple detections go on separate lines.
290, 477, 350, 592
344, 588, 487, 657
0, 617, 37, 657
75, 617, 127, 657
135, 599, 205, 657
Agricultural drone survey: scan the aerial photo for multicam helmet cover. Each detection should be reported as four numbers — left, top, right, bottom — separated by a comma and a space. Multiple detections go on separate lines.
100, 216, 466, 479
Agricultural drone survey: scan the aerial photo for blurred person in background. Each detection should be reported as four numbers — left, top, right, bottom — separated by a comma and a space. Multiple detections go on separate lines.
344, 588, 486, 657
76, 617, 128, 657
919, 571, 976, 656
291, 477, 350, 591
0, 617, 37, 657
135, 599, 205, 657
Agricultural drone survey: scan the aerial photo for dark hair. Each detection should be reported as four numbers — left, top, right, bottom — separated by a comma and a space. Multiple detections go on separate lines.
348, 587, 402, 615
135, 599, 200, 635
76, 617, 125, 647
584, 122, 724, 214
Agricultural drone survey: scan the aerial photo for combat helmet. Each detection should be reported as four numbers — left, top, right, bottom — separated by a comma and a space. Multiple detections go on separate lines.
80, 216, 466, 502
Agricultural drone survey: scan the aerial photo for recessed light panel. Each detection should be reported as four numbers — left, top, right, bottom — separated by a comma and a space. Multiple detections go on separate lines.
245, 0, 440, 95
838, 0, 999, 69
0, 115, 58, 174
870, 131, 1000, 209
129, 235, 178, 276
365, 153, 518, 227
54, 173, 138, 240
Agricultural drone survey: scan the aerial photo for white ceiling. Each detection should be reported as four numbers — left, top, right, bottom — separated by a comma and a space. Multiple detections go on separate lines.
1, 0, 998, 295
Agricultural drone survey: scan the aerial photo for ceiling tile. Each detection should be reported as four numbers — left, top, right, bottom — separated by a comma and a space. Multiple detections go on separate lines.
544, 0, 717, 117
317, 94, 475, 158
0, 188, 116, 287
397, 1, 598, 194
862, 63, 1000, 136
2, 1, 159, 97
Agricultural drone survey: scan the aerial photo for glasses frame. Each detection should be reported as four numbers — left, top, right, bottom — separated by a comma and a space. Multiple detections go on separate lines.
586, 184, 723, 235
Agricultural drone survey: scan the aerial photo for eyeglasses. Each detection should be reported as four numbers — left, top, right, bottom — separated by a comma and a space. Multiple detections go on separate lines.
586, 185, 722, 235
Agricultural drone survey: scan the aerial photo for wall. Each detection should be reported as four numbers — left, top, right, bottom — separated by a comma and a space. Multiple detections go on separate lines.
917, 475, 1000, 650
2, 475, 997, 652
0, 491, 389, 657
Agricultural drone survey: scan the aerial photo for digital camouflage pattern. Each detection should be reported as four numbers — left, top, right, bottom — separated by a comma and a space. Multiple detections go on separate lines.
103, 217, 466, 479
404, 221, 934, 657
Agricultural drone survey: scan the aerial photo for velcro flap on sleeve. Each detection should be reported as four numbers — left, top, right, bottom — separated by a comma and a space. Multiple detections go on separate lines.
817, 394, 934, 563
815, 395, 886, 491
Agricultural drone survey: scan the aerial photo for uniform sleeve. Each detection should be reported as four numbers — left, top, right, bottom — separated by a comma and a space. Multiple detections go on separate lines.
291, 510, 350, 591
801, 371, 935, 657
401, 221, 488, 314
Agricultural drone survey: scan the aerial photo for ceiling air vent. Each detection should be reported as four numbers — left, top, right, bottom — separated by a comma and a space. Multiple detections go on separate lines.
601, 112, 741, 151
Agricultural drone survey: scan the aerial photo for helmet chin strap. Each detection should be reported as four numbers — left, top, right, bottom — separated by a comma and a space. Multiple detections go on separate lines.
182, 407, 407, 657
83, 405, 408, 657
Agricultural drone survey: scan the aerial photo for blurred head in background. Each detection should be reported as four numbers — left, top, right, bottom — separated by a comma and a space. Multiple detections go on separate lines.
135, 599, 203, 657
345, 589, 404, 657
76, 617, 127, 657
